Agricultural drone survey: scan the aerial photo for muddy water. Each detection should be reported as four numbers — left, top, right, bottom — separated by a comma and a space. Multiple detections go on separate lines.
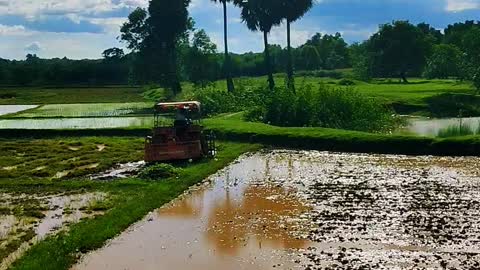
0, 192, 107, 269
74, 150, 480, 269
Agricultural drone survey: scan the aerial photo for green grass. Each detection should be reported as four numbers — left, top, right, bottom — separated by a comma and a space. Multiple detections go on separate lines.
6, 103, 154, 118
9, 141, 261, 270
0, 137, 144, 183
437, 121, 479, 138
204, 115, 480, 156
0, 86, 145, 105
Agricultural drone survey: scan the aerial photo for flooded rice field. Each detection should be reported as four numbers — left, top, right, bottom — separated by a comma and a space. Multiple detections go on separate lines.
0, 105, 37, 116
9, 103, 153, 118
0, 192, 108, 269
74, 150, 480, 270
0, 117, 152, 129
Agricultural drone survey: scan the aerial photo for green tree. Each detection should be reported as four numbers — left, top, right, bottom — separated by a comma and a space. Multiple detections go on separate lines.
185, 30, 220, 86
423, 44, 462, 79
236, 0, 282, 91
120, 0, 191, 94
211, 0, 235, 92
276, 0, 313, 90
366, 21, 434, 82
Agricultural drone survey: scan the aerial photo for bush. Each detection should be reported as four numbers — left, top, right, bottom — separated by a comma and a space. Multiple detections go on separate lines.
191, 81, 271, 116
473, 68, 480, 93
262, 84, 398, 133
138, 163, 182, 181
296, 70, 343, 79
338, 78, 356, 86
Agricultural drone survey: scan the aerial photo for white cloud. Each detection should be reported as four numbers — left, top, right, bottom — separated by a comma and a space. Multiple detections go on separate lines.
24, 42, 42, 53
445, 0, 480, 12
0, 0, 148, 19
0, 24, 30, 36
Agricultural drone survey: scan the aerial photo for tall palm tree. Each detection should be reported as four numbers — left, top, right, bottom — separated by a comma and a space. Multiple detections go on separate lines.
236, 0, 282, 91
211, 0, 235, 92
277, 0, 313, 90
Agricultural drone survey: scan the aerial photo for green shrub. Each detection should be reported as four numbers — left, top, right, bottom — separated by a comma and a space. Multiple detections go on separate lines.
191, 82, 271, 116
138, 164, 182, 181
437, 122, 475, 138
338, 78, 356, 86
262, 84, 397, 133
296, 70, 343, 79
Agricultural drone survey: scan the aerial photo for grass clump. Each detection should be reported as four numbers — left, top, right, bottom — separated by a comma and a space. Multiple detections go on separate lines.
138, 164, 182, 181
437, 122, 477, 138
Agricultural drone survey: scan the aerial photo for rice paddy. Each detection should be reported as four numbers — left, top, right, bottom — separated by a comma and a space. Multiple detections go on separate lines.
0, 106, 38, 117
7, 103, 153, 118
0, 117, 152, 129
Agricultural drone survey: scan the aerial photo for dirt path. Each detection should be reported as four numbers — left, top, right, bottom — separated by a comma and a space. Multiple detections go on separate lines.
73, 150, 480, 270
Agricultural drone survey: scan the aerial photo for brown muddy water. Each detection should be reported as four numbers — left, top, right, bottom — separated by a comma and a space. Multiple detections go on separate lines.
74, 150, 480, 270
0, 192, 107, 269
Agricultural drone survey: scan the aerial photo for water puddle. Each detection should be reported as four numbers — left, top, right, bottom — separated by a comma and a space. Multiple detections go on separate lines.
0, 192, 108, 269
89, 161, 146, 181
74, 150, 480, 269
0, 105, 37, 117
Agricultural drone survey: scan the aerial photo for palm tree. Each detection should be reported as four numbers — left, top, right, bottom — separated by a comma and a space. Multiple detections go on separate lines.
211, 0, 235, 92
236, 0, 282, 91
277, 0, 313, 90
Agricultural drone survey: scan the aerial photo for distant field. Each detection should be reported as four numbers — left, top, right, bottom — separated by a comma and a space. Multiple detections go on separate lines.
0, 86, 146, 105
7, 102, 154, 118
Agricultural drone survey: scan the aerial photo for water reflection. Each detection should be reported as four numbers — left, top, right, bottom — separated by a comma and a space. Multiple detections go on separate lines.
74, 153, 311, 270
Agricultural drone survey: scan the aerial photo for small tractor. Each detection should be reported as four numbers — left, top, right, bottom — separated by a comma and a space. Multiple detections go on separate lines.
144, 101, 215, 163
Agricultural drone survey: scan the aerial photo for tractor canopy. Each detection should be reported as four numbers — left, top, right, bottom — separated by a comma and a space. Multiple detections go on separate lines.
154, 101, 201, 119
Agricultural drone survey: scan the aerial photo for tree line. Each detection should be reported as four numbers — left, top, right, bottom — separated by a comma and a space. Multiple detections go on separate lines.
0, 0, 478, 92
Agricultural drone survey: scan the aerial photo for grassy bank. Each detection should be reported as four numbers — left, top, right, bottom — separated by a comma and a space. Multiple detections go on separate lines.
204, 116, 480, 156
2, 115, 479, 156
6, 140, 260, 270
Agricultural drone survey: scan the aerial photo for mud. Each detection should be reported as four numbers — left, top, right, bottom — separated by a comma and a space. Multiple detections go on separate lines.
89, 161, 145, 180
0, 192, 107, 269
75, 150, 480, 269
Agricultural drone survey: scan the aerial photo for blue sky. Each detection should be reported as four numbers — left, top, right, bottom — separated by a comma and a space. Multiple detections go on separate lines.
0, 0, 479, 59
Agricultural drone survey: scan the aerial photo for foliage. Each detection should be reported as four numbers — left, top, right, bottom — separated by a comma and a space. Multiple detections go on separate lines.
299, 33, 350, 70
120, 0, 192, 92
250, 84, 398, 133
236, 0, 283, 90
423, 44, 462, 79
138, 164, 182, 180
474, 68, 480, 92
184, 30, 221, 86
365, 21, 435, 82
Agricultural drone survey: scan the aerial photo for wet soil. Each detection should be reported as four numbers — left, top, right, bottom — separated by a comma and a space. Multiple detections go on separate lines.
0, 192, 107, 269
73, 150, 480, 270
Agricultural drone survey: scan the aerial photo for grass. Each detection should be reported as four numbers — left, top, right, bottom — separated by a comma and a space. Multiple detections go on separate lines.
8, 141, 261, 270
6, 103, 154, 118
0, 86, 145, 105
0, 137, 144, 182
438, 123, 475, 137
204, 114, 480, 156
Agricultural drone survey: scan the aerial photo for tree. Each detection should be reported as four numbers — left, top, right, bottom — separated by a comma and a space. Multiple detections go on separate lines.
366, 21, 434, 82
185, 30, 220, 86
211, 0, 235, 92
423, 44, 462, 79
236, 0, 282, 91
276, 0, 313, 89
120, 0, 191, 94
102, 48, 125, 60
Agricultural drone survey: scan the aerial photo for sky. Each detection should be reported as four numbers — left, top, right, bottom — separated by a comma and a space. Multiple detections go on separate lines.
0, 0, 479, 60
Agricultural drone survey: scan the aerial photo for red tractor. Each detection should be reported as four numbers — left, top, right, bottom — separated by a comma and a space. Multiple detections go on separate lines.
144, 101, 215, 163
